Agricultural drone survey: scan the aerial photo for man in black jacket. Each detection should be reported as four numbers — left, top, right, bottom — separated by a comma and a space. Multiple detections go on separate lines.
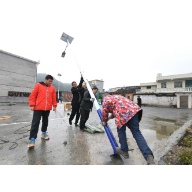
79, 86, 98, 131
69, 75, 84, 126
137, 96, 142, 108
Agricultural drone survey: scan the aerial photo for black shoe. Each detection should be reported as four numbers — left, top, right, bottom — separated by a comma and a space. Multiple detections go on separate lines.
80, 128, 84, 132
75, 124, 78, 127
69, 119, 72, 125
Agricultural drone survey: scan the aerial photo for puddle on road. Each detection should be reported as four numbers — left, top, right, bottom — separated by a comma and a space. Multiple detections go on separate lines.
150, 118, 184, 140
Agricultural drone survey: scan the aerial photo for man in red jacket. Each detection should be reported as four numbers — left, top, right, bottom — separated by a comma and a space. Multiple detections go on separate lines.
28, 75, 57, 148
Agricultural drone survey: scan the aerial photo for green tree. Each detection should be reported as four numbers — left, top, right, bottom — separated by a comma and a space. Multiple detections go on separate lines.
37, 73, 71, 92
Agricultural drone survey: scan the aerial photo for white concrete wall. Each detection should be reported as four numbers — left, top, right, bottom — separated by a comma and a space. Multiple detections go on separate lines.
133, 95, 177, 106
156, 73, 192, 81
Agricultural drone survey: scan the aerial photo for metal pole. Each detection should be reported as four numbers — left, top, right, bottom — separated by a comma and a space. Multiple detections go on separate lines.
67, 40, 118, 156
58, 77, 59, 100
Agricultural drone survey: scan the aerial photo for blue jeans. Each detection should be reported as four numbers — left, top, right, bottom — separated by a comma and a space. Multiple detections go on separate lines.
117, 113, 153, 160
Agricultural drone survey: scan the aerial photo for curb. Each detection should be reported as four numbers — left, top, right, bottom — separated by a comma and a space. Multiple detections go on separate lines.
154, 118, 192, 165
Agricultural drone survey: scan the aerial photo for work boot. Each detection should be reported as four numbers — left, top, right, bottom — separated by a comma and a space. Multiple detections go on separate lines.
69, 119, 72, 125
146, 154, 155, 165
116, 147, 129, 159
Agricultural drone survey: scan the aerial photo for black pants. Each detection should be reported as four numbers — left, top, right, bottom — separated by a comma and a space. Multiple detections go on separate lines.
29, 110, 50, 139
80, 109, 90, 129
69, 104, 80, 124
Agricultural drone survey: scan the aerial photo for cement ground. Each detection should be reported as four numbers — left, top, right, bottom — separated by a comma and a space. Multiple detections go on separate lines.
1, 103, 192, 165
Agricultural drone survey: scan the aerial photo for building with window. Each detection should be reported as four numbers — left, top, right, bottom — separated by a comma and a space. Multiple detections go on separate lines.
108, 86, 140, 101
0, 49, 39, 102
88, 79, 104, 92
135, 73, 192, 108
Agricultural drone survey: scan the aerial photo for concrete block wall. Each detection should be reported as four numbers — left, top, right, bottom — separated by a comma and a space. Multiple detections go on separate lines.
0, 96, 29, 103
0, 51, 37, 102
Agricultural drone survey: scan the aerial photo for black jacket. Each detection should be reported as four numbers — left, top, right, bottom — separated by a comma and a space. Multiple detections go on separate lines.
71, 77, 84, 107
137, 98, 142, 106
80, 91, 93, 111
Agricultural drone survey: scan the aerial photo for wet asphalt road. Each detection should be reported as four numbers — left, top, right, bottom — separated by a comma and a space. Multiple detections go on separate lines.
1, 103, 192, 165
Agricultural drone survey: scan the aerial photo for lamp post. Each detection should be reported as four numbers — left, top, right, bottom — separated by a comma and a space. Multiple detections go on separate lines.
57, 73, 62, 101
60, 32, 119, 156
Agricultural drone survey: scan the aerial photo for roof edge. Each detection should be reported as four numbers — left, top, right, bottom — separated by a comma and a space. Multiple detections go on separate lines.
0, 49, 39, 64
88, 79, 104, 82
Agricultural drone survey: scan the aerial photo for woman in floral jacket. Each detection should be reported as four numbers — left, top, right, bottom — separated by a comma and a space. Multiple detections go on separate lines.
102, 95, 155, 165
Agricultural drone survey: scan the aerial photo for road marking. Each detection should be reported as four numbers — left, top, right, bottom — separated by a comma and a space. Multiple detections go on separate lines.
0, 118, 67, 126
50, 118, 65, 121
0, 122, 31, 126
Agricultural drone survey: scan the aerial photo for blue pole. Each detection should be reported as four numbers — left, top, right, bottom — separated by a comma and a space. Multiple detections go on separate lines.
97, 108, 118, 156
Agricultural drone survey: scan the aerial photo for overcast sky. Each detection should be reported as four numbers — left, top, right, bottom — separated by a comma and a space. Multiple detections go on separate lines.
1, 0, 192, 90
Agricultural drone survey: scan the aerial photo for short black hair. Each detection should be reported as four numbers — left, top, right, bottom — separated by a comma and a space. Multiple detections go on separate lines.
72, 81, 76, 86
92, 86, 98, 90
45, 75, 54, 80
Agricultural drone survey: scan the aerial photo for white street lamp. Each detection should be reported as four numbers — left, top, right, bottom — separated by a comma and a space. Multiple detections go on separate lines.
60, 32, 119, 156
57, 73, 62, 101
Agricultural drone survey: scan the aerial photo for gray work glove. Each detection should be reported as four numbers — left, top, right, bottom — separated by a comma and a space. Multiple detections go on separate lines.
90, 98, 95, 102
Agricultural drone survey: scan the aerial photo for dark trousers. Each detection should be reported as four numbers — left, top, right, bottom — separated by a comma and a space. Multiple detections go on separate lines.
137, 103, 141, 108
117, 113, 153, 160
29, 110, 50, 139
69, 104, 80, 124
80, 109, 90, 129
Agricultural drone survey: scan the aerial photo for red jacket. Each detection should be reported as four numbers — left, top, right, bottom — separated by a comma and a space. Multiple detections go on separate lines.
29, 82, 57, 111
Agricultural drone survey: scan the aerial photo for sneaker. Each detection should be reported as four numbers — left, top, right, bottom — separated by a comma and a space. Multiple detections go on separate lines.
69, 119, 72, 125
28, 138, 35, 148
146, 154, 155, 165
116, 147, 129, 159
41, 132, 50, 140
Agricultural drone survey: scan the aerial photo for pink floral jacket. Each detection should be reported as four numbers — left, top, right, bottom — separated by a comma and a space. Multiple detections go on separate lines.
102, 95, 142, 129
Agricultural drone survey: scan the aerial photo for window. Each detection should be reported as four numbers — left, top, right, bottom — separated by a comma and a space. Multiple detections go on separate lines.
147, 86, 151, 89
161, 82, 166, 88
186, 80, 192, 87
174, 81, 182, 88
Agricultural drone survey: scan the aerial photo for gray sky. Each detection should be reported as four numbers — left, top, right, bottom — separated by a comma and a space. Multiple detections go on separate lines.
1, 0, 192, 90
